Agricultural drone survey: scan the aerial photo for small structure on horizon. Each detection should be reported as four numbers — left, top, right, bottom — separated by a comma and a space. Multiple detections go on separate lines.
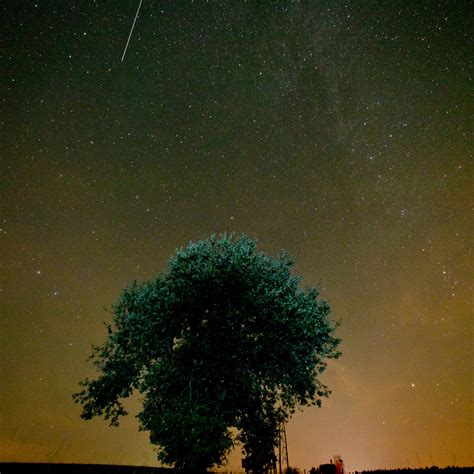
313, 455, 344, 474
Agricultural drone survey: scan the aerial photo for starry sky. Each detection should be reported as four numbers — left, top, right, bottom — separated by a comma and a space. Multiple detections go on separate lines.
1, 1, 472, 471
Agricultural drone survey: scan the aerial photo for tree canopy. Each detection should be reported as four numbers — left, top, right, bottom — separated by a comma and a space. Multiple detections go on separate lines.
73, 234, 341, 471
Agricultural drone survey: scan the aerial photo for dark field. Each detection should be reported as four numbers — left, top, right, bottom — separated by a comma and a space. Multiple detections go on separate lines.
359, 470, 473, 474
0, 464, 171, 474
1, 464, 473, 474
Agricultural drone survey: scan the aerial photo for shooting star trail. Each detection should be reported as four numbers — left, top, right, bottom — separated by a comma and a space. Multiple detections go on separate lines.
121, 0, 143, 62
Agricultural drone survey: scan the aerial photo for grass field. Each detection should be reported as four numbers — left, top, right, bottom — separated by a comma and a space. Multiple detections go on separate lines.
0, 464, 472, 474
0, 463, 171, 474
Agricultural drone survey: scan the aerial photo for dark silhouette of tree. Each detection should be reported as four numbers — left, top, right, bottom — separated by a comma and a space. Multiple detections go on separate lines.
73, 234, 341, 472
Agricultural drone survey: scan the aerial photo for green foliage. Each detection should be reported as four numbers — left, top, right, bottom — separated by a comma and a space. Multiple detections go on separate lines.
73, 234, 341, 471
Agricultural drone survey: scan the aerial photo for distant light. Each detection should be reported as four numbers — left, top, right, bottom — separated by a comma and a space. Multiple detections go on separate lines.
411, 383, 415, 387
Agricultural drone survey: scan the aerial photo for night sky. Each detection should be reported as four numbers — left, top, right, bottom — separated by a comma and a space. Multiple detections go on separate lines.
2, 1, 472, 471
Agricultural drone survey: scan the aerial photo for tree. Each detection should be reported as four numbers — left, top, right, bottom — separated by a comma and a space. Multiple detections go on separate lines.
73, 234, 341, 472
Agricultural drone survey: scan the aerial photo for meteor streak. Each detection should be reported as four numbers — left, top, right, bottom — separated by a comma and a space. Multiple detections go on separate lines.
121, 0, 143, 62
